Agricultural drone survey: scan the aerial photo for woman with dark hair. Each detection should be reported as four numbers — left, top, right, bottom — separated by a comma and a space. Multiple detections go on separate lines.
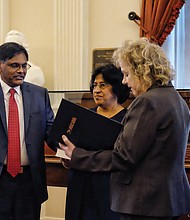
89, 64, 130, 119
64, 64, 130, 220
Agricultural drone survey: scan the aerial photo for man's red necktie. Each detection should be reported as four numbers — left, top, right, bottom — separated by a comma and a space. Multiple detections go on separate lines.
7, 88, 21, 177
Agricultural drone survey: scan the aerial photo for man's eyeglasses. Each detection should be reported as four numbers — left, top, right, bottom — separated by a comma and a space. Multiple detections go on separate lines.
6, 62, 31, 70
91, 82, 109, 90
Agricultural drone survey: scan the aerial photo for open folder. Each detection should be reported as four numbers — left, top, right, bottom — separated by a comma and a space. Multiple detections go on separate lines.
50, 98, 124, 150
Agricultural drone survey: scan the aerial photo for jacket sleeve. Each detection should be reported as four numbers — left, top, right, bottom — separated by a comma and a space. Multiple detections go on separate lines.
71, 147, 113, 172
71, 96, 158, 173
45, 89, 58, 151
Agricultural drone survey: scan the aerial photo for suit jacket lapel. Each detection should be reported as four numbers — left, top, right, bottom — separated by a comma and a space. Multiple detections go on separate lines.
0, 85, 7, 133
21, 83, 31, 134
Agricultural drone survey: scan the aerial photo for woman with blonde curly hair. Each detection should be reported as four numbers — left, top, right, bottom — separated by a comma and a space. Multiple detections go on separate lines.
60, 38, 190, 220
113, 37, 175, 96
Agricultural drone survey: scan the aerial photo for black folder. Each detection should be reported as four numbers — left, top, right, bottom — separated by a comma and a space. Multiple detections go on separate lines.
50, 98, 124, 150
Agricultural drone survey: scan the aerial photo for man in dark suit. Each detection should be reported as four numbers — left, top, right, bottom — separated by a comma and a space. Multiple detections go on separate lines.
0, 42, 56, 220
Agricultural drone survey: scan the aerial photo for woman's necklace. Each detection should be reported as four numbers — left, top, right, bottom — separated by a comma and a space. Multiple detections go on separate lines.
97, 105, 124, 118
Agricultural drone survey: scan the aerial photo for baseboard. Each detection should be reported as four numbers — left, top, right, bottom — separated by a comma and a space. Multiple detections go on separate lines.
40, 217, 65, 220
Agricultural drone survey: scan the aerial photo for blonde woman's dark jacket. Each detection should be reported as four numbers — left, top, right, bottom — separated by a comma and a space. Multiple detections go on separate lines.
70, 83, 190, 217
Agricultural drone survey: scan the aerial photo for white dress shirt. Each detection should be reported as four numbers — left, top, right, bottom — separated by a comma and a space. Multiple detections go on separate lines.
0, 78, 29, 165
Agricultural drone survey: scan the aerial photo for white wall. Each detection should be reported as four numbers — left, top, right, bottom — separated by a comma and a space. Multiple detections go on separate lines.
88, 0, 141, 80
0, 0, 54, 89
0, 0, 141, 90
40, 186, 67, 220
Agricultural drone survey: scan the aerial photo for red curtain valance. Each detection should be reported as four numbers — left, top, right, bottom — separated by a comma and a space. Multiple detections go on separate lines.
140, 0, 185, 46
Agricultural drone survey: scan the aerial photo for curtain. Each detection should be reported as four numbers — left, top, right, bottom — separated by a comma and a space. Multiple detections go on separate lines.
162, 1, 190, 89
140, 0, 185, 46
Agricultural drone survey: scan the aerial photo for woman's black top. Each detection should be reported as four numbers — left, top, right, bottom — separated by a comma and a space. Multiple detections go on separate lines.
65, 108, 127, 220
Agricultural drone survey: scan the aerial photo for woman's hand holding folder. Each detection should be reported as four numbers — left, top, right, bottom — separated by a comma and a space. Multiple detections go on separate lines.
59, 135, 76, 159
